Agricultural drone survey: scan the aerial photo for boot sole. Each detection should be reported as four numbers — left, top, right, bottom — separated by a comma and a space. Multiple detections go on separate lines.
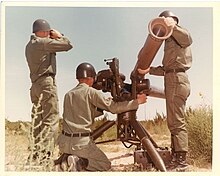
67, 155, 79, 171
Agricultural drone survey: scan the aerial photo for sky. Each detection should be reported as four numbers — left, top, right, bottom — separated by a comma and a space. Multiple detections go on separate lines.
0, 2, 216, 123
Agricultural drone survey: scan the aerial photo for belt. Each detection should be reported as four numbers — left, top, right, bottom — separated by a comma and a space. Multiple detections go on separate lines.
165, 68, 185, 74
62, 130, 91, 137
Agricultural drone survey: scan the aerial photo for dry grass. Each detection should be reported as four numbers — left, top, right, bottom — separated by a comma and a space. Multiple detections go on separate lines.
5, 130, 29, 171
5, 130, 60, 171
186, 106, 212, 168
5, 105, 212, 172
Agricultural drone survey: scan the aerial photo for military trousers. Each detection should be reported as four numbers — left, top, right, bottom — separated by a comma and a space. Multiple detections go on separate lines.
30, 76, 59, 148
164, 72, 190, 152
58, 134, 111, 171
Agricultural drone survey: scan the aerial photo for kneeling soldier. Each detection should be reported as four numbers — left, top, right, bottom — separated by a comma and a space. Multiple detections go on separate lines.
55, 62, 147, 171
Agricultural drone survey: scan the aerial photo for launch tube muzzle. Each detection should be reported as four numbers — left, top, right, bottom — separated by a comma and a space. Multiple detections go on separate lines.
132, 17, 173, 78
148, 17, 173, 40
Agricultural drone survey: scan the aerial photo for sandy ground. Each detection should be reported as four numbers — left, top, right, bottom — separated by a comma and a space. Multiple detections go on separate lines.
99, 142, 212, 172
5, 131, 212, 172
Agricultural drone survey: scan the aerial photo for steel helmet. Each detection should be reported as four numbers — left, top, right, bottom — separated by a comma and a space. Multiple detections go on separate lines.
76, 62, 96, 79
159, 10, 179, 24
32, 19, 51, 33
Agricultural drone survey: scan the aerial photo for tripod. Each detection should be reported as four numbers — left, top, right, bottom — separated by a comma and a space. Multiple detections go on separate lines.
92, 110, 167, 172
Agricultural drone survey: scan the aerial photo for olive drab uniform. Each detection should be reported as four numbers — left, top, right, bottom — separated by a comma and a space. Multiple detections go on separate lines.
149, 25, 192, 153
25, 35, 72, 147
58, 83, 140, 171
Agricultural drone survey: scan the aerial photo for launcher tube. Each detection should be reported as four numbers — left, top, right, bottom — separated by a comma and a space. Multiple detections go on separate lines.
131, 17, 173, 78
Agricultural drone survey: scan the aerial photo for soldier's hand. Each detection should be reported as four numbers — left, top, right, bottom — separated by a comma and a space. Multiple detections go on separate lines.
138, 67, 150, 75
137, 94, 147, 105
163, 17, 177, 29
50, 29, 62, 39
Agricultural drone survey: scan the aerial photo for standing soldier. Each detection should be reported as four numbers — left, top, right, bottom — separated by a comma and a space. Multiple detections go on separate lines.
25, 19, 73, 161
138, 10, 192, 171
55, 62, 147, 171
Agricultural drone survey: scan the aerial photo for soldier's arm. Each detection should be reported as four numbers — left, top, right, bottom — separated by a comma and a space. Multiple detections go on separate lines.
172, 25, 193, 48
90, 88, 139, 114
43, 36, 73, 52
149, 66, 165, 76
138, 66, 164, 76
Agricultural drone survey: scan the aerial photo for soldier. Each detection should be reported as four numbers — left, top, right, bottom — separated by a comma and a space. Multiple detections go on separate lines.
25, 19, 73, 160
55, 62, 147, 171
138, 10, 192, 171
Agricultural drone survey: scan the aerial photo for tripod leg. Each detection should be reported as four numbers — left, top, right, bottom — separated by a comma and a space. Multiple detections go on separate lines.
91, 120, 115, 140
130, 118, 166, 172
139, 121, 159, 148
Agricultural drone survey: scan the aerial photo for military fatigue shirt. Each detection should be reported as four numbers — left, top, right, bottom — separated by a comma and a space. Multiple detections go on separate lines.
25, 35, 73, 83
148, 24, 192, 152
149, 25, 192, 76
62, 83, 139, 133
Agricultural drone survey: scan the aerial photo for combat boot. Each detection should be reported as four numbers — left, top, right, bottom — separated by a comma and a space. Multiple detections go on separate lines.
166, 151, 178, 171
67, 155, 80, 171
67, 155, 88, 171
175, 152, 188, 172
167, 152, 188, 172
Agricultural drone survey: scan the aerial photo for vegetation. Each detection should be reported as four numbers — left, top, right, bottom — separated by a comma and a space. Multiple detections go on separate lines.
5, 104, 212, 171
92, 105, 213, 168
5, 94, 55, 171
186, 105, 212, 167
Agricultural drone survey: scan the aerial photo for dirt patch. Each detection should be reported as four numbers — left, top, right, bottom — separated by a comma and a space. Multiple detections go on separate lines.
99, 142, 212, 172
5, 132, 212, 172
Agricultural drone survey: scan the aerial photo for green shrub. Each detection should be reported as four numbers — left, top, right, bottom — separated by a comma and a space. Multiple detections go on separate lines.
186, 106, 212, 166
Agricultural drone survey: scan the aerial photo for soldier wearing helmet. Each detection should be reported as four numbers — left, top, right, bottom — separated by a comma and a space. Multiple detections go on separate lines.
55, 62, 147, 171
138, 10, 192, 171
159, 10, 179, 24
25, 19, 73, 162
32, 19, 51, 33
76, 62, 97, 79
